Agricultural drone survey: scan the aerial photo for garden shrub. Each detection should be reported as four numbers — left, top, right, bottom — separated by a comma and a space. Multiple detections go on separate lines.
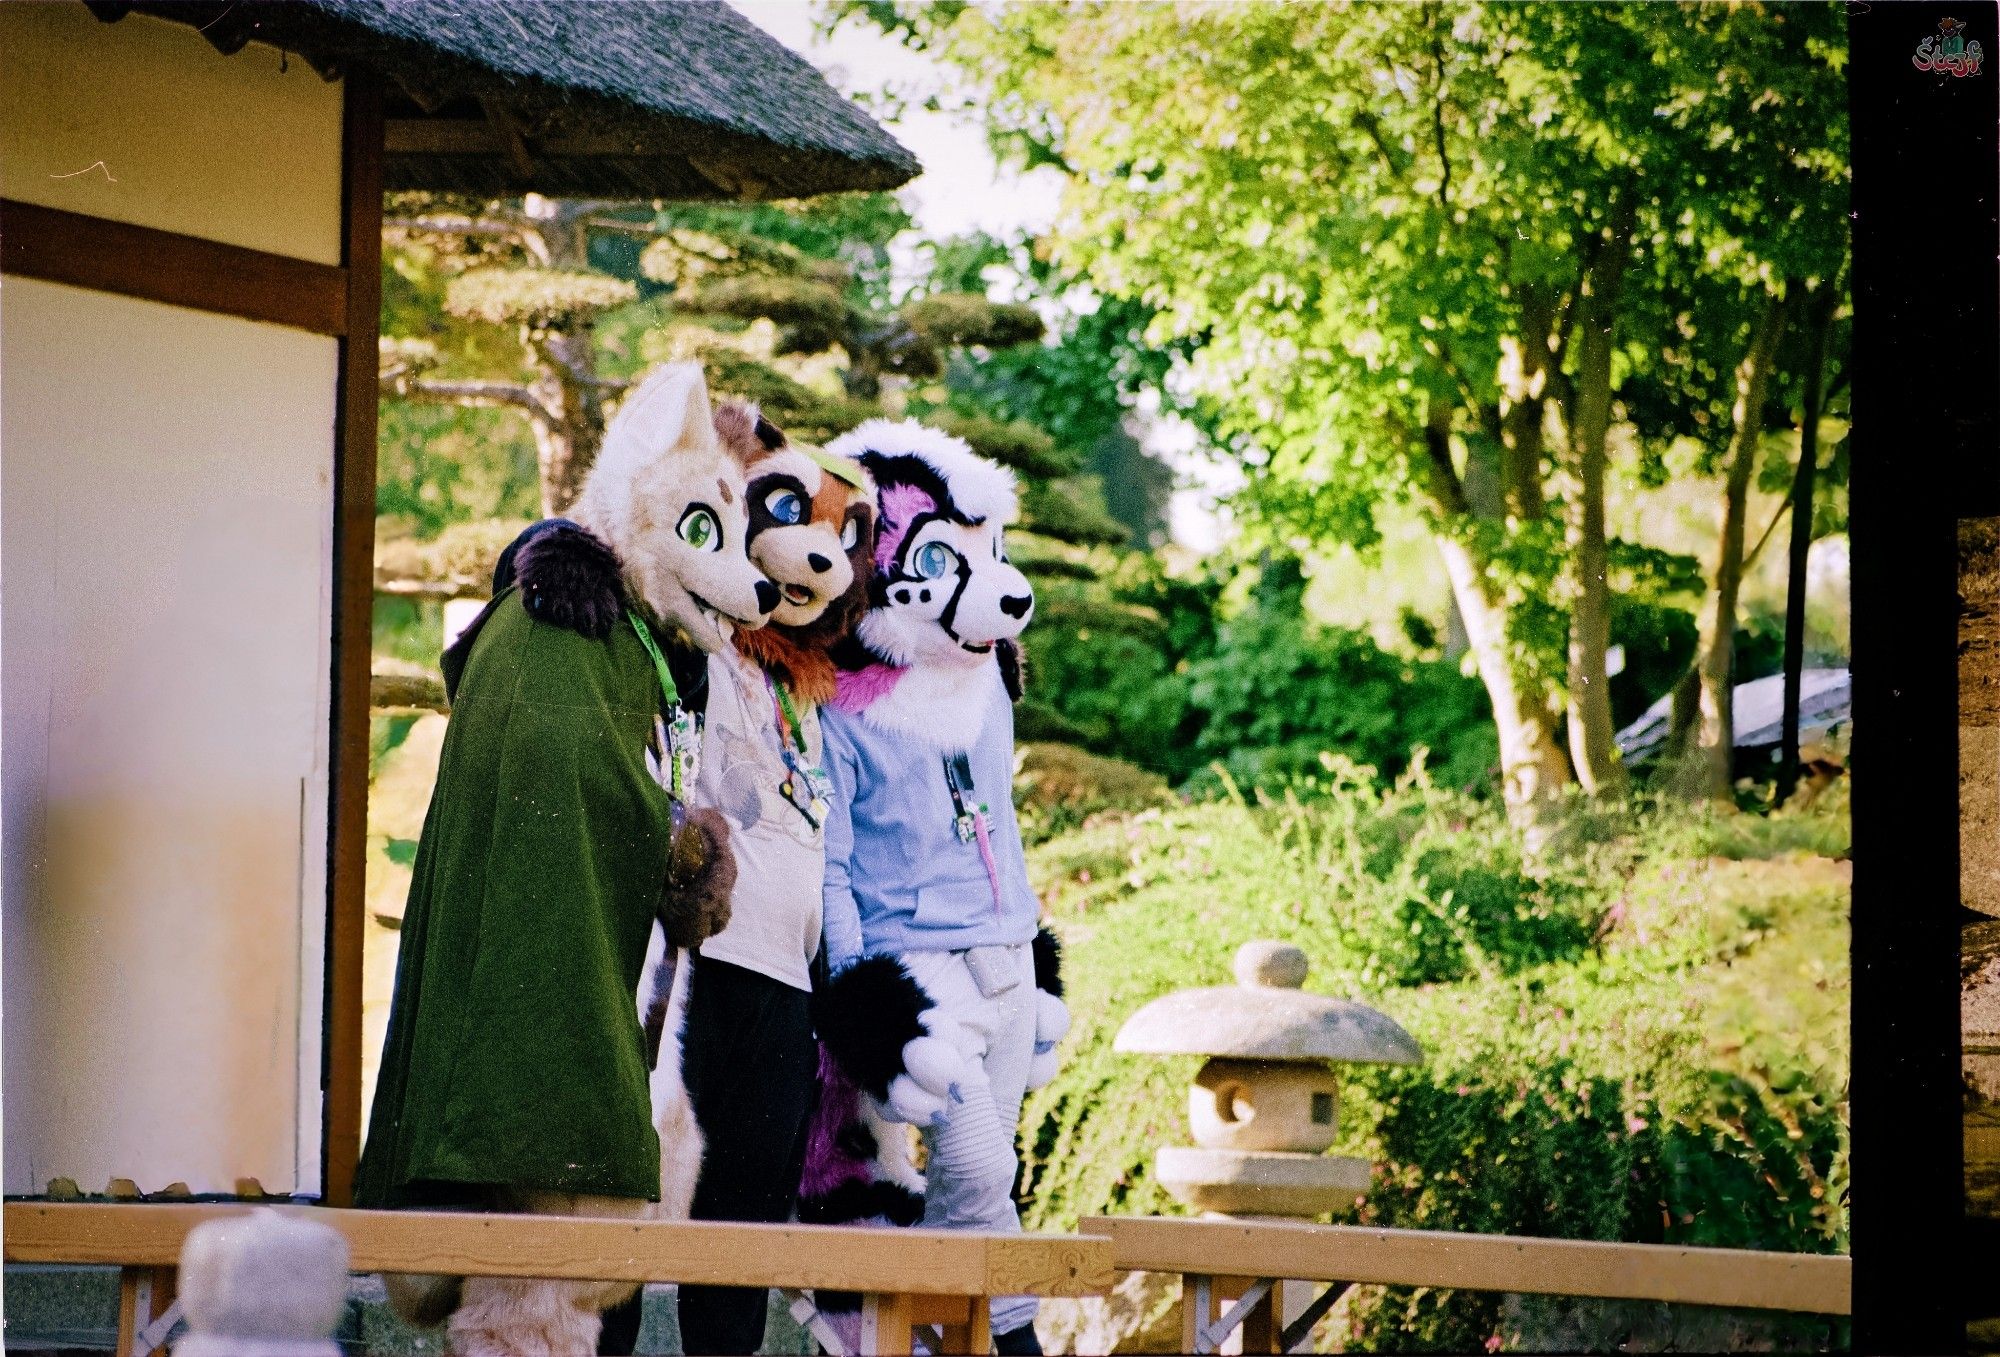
1020, 772, 1849, 1352
1013, 742, 1175, 846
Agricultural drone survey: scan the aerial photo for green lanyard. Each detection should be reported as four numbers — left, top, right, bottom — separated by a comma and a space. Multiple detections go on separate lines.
626, 607, 680, 708
628, 608, 696, 799
771, 677, 808, 756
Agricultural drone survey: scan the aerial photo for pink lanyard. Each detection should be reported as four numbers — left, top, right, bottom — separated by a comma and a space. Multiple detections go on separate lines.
942, 752, 1003, 913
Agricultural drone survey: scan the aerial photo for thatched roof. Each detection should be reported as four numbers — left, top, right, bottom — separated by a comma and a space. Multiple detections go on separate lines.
87, 1, 920, 200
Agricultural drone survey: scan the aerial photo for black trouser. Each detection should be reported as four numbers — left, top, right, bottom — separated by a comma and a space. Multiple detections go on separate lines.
599, 953, 818, 1356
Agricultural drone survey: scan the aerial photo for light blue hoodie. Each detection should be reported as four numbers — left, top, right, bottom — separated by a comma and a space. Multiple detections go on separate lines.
820, 661, 1039, 970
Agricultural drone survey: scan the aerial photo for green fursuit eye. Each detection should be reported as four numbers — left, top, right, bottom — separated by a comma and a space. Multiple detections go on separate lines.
677, 506, 722, 551
914, 541, 957, 580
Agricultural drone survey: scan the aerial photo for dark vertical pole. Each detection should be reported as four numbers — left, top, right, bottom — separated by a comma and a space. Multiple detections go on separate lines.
325, 66, 384, 1208
1848, 2, 1997, 1349
1776, 291, 1831, 807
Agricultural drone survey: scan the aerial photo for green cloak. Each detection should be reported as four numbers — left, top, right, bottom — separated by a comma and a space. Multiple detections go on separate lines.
354, 588, 677, 1206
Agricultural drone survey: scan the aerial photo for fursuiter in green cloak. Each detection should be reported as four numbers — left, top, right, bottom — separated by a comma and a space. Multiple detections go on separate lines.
354, 362, 781, 1356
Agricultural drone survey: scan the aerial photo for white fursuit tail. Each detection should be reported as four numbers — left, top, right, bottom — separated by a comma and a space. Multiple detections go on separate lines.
648, 935, 705, 1223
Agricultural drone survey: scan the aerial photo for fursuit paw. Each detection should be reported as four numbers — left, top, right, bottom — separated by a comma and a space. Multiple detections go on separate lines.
1026, 925, 1068, 1091
812, 955, 971, 1125
1025, 990, 1070, 1091
882, 1010, 972, 1127
660, 805, 735, 947
508, 520, 626, 639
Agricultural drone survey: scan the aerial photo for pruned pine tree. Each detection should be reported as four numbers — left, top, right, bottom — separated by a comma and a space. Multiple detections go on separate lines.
636, 220, 1126, 551
379, 192, 1128, 556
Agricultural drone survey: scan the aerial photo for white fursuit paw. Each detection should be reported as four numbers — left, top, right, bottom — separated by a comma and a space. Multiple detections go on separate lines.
879, 1015, 971, 1126
1025, 991, 1069, 1091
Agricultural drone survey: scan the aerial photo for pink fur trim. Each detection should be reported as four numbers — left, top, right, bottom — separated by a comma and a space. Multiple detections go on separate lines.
875, 483, 937, 571
800, 1047, 873, 1199
833, 662, 905, 713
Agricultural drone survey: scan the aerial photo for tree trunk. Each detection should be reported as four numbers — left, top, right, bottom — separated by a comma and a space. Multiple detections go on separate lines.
1435, 535, 1573, 824
1496, 287, 1554, 521
1417, 406, 1571, 830
1674, 288, 1793, 804
522, 196, 611, 516
1777, 288, 1836, 805
1561, 218, 1633, 796
528, 332, 610, 517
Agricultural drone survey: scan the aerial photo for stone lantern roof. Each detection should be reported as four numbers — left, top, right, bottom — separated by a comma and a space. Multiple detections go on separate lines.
1114, 941, 1423, 1067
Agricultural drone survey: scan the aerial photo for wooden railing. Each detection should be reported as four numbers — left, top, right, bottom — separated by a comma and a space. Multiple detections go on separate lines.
1079, 1215, 1851, 1354
5, 1202, 1113, 1356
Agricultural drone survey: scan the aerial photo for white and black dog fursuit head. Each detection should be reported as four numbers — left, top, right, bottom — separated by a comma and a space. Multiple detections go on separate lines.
825, 418, 1035, 679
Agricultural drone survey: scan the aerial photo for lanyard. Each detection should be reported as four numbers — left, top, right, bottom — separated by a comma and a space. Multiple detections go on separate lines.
766, 670, 829, 830
943, 753, 1004, 913
770, 676, 809, 757
628, 607, 697, 799
626, 607, 680, 707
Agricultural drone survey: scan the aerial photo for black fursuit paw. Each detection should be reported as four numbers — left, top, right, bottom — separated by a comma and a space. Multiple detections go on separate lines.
997, 637, 1025, 702
796, 1178, 926, 1230
1032, 925, 1064, 998
508, 519, 625, 639
811, 954, 932, 1101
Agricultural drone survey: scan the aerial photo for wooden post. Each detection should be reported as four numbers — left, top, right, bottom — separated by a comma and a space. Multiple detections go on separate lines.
324, 64, 385, 1208
928, 1294, 991, 1355
115, 1265, 176, 1357
1181, 1273, 1213, 1354
1239, 1280, 1280, 1354
861, 1291, 914, 1355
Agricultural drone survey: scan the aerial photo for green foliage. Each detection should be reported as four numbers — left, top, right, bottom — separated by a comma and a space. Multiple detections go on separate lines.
901, 293, 1044, 350
1018, 480, 1130, 548
1014, 741, 1175, 846
1608, 598, 1698, 729
925, 410, 1075, 479
377, 402, 539, 536
444, 267, 635, 329
842, 1, 1851, 809
1181, 562, 1496, 794
376, 517, 534, 586
1020, 780, 1849, 1351
681, 275, 851, 353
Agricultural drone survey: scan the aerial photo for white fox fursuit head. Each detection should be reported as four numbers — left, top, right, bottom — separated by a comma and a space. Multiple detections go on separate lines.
571, 361, 780, 653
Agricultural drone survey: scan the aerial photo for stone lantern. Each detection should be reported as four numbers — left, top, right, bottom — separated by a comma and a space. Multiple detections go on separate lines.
1114, 940, 1423, 1217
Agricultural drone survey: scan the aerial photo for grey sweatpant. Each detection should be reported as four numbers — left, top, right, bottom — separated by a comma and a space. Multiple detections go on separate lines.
901, 942, 1041, 1339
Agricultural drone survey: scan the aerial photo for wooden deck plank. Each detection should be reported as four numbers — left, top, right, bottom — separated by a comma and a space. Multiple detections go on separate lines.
1081, 1216, 1850, 1317
6, 1204, 1109, 1298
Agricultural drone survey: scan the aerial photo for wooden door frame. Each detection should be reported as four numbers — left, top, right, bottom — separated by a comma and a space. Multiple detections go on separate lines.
323, 67, 384, 1207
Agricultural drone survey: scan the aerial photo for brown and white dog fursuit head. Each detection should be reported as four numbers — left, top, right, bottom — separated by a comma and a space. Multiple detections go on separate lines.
715, 400, 877, 706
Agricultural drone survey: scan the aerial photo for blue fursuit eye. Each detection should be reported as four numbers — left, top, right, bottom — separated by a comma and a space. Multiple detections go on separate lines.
765, 488, 805, 525
913, 541, 957, 580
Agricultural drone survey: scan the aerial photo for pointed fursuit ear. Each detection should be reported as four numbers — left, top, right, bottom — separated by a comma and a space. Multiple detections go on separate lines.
609, 361, 717, 457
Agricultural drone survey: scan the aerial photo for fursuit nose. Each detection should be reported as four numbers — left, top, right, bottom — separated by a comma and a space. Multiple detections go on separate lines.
808, 552, 833, 573
754, 579, 781, 614
999, 592, 1034, 619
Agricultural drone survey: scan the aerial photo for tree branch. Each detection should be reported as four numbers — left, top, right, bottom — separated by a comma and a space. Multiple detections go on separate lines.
384, 372, 558, 427
1416, 398, 1470, 519
583, 214, 668, 238
1427, 6, 1454, 214
385, 214, 528, 239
